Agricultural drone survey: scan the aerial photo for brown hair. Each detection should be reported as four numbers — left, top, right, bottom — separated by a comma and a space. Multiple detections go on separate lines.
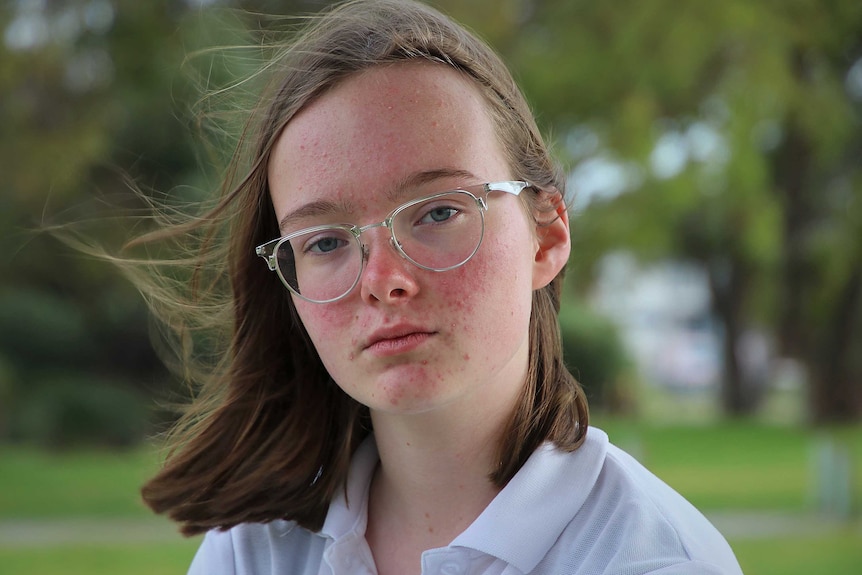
139, 0, 588, 536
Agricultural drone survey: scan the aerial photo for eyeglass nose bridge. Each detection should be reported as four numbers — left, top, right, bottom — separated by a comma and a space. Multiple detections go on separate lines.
355, 218, 409, 264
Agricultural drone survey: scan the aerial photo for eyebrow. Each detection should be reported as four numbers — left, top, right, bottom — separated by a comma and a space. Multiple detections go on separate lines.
278, 167, 481, 232
387, 168, 480, 203
278, 198, 352, 232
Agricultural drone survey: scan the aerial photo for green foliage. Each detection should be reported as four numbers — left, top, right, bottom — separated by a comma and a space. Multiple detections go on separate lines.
0, 1, 214, 448
10, 377, 150, 449
558, 302, 632, 410
0, 282, 167, 447
482, 0, 862, 420
3, 0, 862, 451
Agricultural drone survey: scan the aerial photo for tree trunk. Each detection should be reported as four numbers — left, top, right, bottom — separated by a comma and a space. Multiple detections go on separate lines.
773, 123, 813, 360
810, 262, 862, 423
707, 257, 760, 416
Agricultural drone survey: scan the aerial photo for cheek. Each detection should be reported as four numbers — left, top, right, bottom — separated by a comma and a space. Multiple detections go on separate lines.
436, 235, 533, 334
292, 302, 356, 359
430, 259, 490, 327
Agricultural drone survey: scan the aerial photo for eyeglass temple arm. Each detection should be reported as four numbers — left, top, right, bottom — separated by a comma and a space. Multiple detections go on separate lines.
485, 180, 531, 196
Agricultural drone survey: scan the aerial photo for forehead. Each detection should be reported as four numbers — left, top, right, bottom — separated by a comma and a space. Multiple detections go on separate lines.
267, 62, 509, 220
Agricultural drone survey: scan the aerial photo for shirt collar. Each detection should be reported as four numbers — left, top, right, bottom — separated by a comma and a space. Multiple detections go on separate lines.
450, 428, 609, 573
320, 436, 379, 541
317, 429, 609, 574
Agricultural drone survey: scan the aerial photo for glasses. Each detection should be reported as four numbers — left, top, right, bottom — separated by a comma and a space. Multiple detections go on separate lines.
255, 180, 531, 303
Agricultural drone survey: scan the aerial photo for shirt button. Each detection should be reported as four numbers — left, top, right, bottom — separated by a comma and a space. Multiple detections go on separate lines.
439, 559, 466, 575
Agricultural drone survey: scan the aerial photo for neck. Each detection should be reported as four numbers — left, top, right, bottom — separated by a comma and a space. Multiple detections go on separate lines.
374, 405, 504, 514
365, 393, 519, 570
363, 341, 530, 574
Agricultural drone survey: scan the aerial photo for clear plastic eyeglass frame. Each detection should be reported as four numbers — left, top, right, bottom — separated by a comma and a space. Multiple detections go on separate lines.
255, 180, 531, 303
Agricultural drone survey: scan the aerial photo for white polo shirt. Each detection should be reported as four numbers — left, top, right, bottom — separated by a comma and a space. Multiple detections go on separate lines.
188, 427, 743, 574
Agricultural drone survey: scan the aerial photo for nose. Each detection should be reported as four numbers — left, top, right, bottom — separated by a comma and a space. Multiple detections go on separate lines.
358, 227, 420, 304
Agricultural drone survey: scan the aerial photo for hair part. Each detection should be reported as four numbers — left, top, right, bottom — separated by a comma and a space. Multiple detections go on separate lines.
139, 0, 587, 536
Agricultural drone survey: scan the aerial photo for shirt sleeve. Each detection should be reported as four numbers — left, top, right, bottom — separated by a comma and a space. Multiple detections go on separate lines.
187, 529, 236, 575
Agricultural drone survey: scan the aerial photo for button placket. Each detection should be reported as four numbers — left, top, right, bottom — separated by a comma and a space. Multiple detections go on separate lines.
423, 551, 471, 575
439, 559, 467, 575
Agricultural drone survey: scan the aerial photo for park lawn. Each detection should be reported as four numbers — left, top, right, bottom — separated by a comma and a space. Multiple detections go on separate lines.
1, 529, 860, 575
0, 541, 200, 575
1, 422, 860, 574
595, 419, 862, 512
0, 445, 161, 518
3, 421, 861, 518
730, 530, 862, 575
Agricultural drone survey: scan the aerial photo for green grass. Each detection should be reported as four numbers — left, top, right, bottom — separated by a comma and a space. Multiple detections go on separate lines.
0, 446, 160, 518
595, 419, 862, 512
3, 534, 861, 575
0, 541, 200, 575
2, 422, 861, 574
730, 531, 862, 575
6, 422, 859, 519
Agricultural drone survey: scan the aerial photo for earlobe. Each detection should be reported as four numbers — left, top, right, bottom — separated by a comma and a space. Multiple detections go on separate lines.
531, 197, 571, 290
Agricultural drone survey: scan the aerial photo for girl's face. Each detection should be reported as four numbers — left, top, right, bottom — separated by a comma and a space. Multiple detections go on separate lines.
268, 63, 564, 419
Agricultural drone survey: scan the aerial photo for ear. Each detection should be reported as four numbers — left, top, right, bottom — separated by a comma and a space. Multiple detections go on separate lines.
531, 196, 571, 290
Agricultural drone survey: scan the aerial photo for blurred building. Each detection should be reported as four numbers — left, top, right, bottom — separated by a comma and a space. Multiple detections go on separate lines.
591, 252, 723, 391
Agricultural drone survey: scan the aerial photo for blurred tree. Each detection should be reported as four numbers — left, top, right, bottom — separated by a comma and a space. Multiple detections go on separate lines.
558, 300, 634, 413
0, 0, 327, 446
4, 0, 860, 445
0, 0, 218, 445
486, 0, 862, 422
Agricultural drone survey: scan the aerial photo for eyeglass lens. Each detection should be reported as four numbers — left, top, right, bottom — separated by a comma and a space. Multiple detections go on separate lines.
274, 191, 484, 302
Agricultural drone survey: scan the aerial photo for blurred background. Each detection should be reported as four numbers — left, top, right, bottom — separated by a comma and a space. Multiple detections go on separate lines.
1, 0, 860, 573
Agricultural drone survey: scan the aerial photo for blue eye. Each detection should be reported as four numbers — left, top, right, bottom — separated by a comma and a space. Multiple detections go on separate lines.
300, 230, 353, 255
308, 236, 345, 253
419, 206, 459, 224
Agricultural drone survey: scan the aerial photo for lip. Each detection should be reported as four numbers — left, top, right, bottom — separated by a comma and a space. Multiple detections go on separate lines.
363, 325, 436, 357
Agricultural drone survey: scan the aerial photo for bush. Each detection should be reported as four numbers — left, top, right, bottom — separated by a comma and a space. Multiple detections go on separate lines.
558, 300, 633, 412
9, 375, 151, 449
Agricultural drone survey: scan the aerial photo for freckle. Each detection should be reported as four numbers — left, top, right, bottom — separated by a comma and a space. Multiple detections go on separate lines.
406, 441, 411, 447
428, 527, 434, 533
425, 513, 430, 519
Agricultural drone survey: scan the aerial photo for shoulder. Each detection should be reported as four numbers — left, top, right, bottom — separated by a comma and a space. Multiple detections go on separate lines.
537, 428, 743, 574
453, 428, 742, 574
188, 521, 326, 575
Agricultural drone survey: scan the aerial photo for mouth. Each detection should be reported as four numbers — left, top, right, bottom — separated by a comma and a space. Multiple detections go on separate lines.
363, 327, 436, 356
